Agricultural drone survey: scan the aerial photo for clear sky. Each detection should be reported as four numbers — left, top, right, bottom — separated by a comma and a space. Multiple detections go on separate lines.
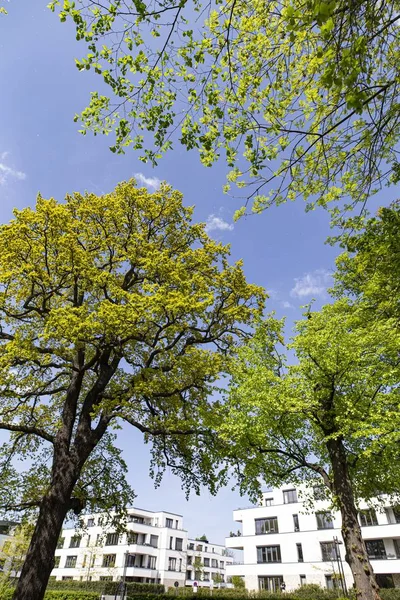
0, 1, 394, 548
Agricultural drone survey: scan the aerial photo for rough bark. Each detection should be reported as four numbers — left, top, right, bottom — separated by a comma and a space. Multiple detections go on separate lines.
327, 437, 381, 600
12, 454, 78, 600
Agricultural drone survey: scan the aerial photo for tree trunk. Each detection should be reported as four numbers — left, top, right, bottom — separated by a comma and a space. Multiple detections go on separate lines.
12, 458, 77, 600
327, 437, 381, 600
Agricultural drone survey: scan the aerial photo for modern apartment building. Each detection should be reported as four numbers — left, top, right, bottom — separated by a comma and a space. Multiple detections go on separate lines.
225, 486, 400, 592
52, 507, 232, 588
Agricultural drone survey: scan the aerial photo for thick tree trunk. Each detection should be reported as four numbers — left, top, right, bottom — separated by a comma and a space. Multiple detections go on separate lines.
327, 437, 381, 600
12, 458, 77, 600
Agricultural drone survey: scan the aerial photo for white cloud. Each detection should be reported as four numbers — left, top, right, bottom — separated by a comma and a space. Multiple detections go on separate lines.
0, 154, 26, 185
282, 300, 294, 309
290, 269, 332, 299
134, 172, 161, 190
204, 214, 234, 234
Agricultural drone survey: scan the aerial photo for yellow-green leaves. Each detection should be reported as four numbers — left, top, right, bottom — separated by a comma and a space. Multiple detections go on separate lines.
52, 0, 400, 222
0, 179, 264, 512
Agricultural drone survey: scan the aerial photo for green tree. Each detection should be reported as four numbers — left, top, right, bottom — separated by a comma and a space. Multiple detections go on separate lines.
0, 523, 33, 595
231, 576, 245, 590
220, 302, 400, 600
0, 180, 264, 600
50, 0, 400, 222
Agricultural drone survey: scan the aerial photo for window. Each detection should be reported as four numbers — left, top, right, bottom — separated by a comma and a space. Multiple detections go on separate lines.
220, 561, 224, 569
205, 546, 208, 553
69, 536, 81, 548
255, 517, 279, 534
189, 543, 194, 550
300, 575, 306, 586
296, 543, 303, 562
102, 554, 116, 568
394, 539, 400, 559
128, 532, 138, 544
175, 538, 183, 551
186, 570, 192, 580
87, 518, 95, 527
105, 533, 119, 546
320, 542, 337, 561
365, 539, 386, 559
147, 556, 157, 569
203, 558, 209, 567
82, 555, 87, 568
293, 514, 300, 532
258, 576, 283, 592
204, 572, 210, 581
100, 576, 113, 581
126, 554, 136, 567
175, 520, 179, 529
187, 556, 193, 565
54, 556, 60, 568
359, 509, 378, 527
150, 535, 159, 548
195, 570, 202, 580
62, 576, 73, 580
257, 546, 281, 563
325, 575, 335, 590
131, 515, 144, 524
283, 489, 297, 504
179, 559, 182, 572
211, 559, 218, 568
96, 534, 101, 546
196, 544, 203, 551
57, 537, 65, 549
166, 518, 173, 528
65, 556, 77, 568
169, 537, 173, 549
91, 555, 96, 567
168, 557, 177, 571
265, 498, 273, 506
313, 485, 327, 500
211, 572, 218, 581
316, 512, 334, 530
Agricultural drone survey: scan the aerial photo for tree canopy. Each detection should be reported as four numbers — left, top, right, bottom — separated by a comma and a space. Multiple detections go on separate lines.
0, 179, 263, 600
219, 297, 400, 600
50, 0, 400, 222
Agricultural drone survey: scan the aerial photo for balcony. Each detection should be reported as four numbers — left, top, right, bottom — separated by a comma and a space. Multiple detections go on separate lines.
225, 537, 244, 550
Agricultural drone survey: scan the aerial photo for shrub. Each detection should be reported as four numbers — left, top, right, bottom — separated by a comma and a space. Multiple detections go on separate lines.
381, 590, 400, 600
2, 592, 98, 600
47, 580, 165, 595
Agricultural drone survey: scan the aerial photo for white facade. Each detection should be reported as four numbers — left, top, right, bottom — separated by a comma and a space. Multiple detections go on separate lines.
225, 487, 400, 592
186, 538, 233, 587
52, 507, 231, 588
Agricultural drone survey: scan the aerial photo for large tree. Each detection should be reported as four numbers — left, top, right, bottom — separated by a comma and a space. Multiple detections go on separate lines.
0, 180, 263, 600
50, 0, 400, 221
219, 302, 400, 600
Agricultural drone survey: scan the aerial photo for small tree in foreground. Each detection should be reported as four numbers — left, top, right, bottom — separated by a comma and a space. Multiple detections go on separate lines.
231, 576, 245, 590
221, 300, 400, 600
0, 180, 264, 600
0, 523, 33, 596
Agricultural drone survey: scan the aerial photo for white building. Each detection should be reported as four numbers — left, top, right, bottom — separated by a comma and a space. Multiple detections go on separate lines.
52, 507, 232, 588
225, 486, 400, 592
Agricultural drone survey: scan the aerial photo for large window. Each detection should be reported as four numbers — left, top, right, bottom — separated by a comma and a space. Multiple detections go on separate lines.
211, 559, 218, 568
203, 558, 209, 567
150, 535, 159, 548
87, 518, 95, 527
258, 576, 283, 592
359, 509, 378, 527
65, 556, 77, 568
265, 498, 274, 506
147, 556, 157, 569
175, 538, 183, 551
166, 518, 173, 528
255, 517, 279, 534
320, 542, 337, 562
283, 489, 297, 504
128, 532, 138, 545
168, 557, 177, 571
365, 539, 386, 559
102, 554, 116, 568
69, 536, 81, 548
105, 533, 119, 546
316, 512, 334, 530
257, 546, 281, 563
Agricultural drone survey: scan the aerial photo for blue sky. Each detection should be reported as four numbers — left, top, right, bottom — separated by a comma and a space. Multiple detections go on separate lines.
0, 1, 393, 546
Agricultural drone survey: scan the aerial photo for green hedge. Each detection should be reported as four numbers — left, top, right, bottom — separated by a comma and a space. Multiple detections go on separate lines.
3, 592, 98, 600
47, 580, 165, 595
